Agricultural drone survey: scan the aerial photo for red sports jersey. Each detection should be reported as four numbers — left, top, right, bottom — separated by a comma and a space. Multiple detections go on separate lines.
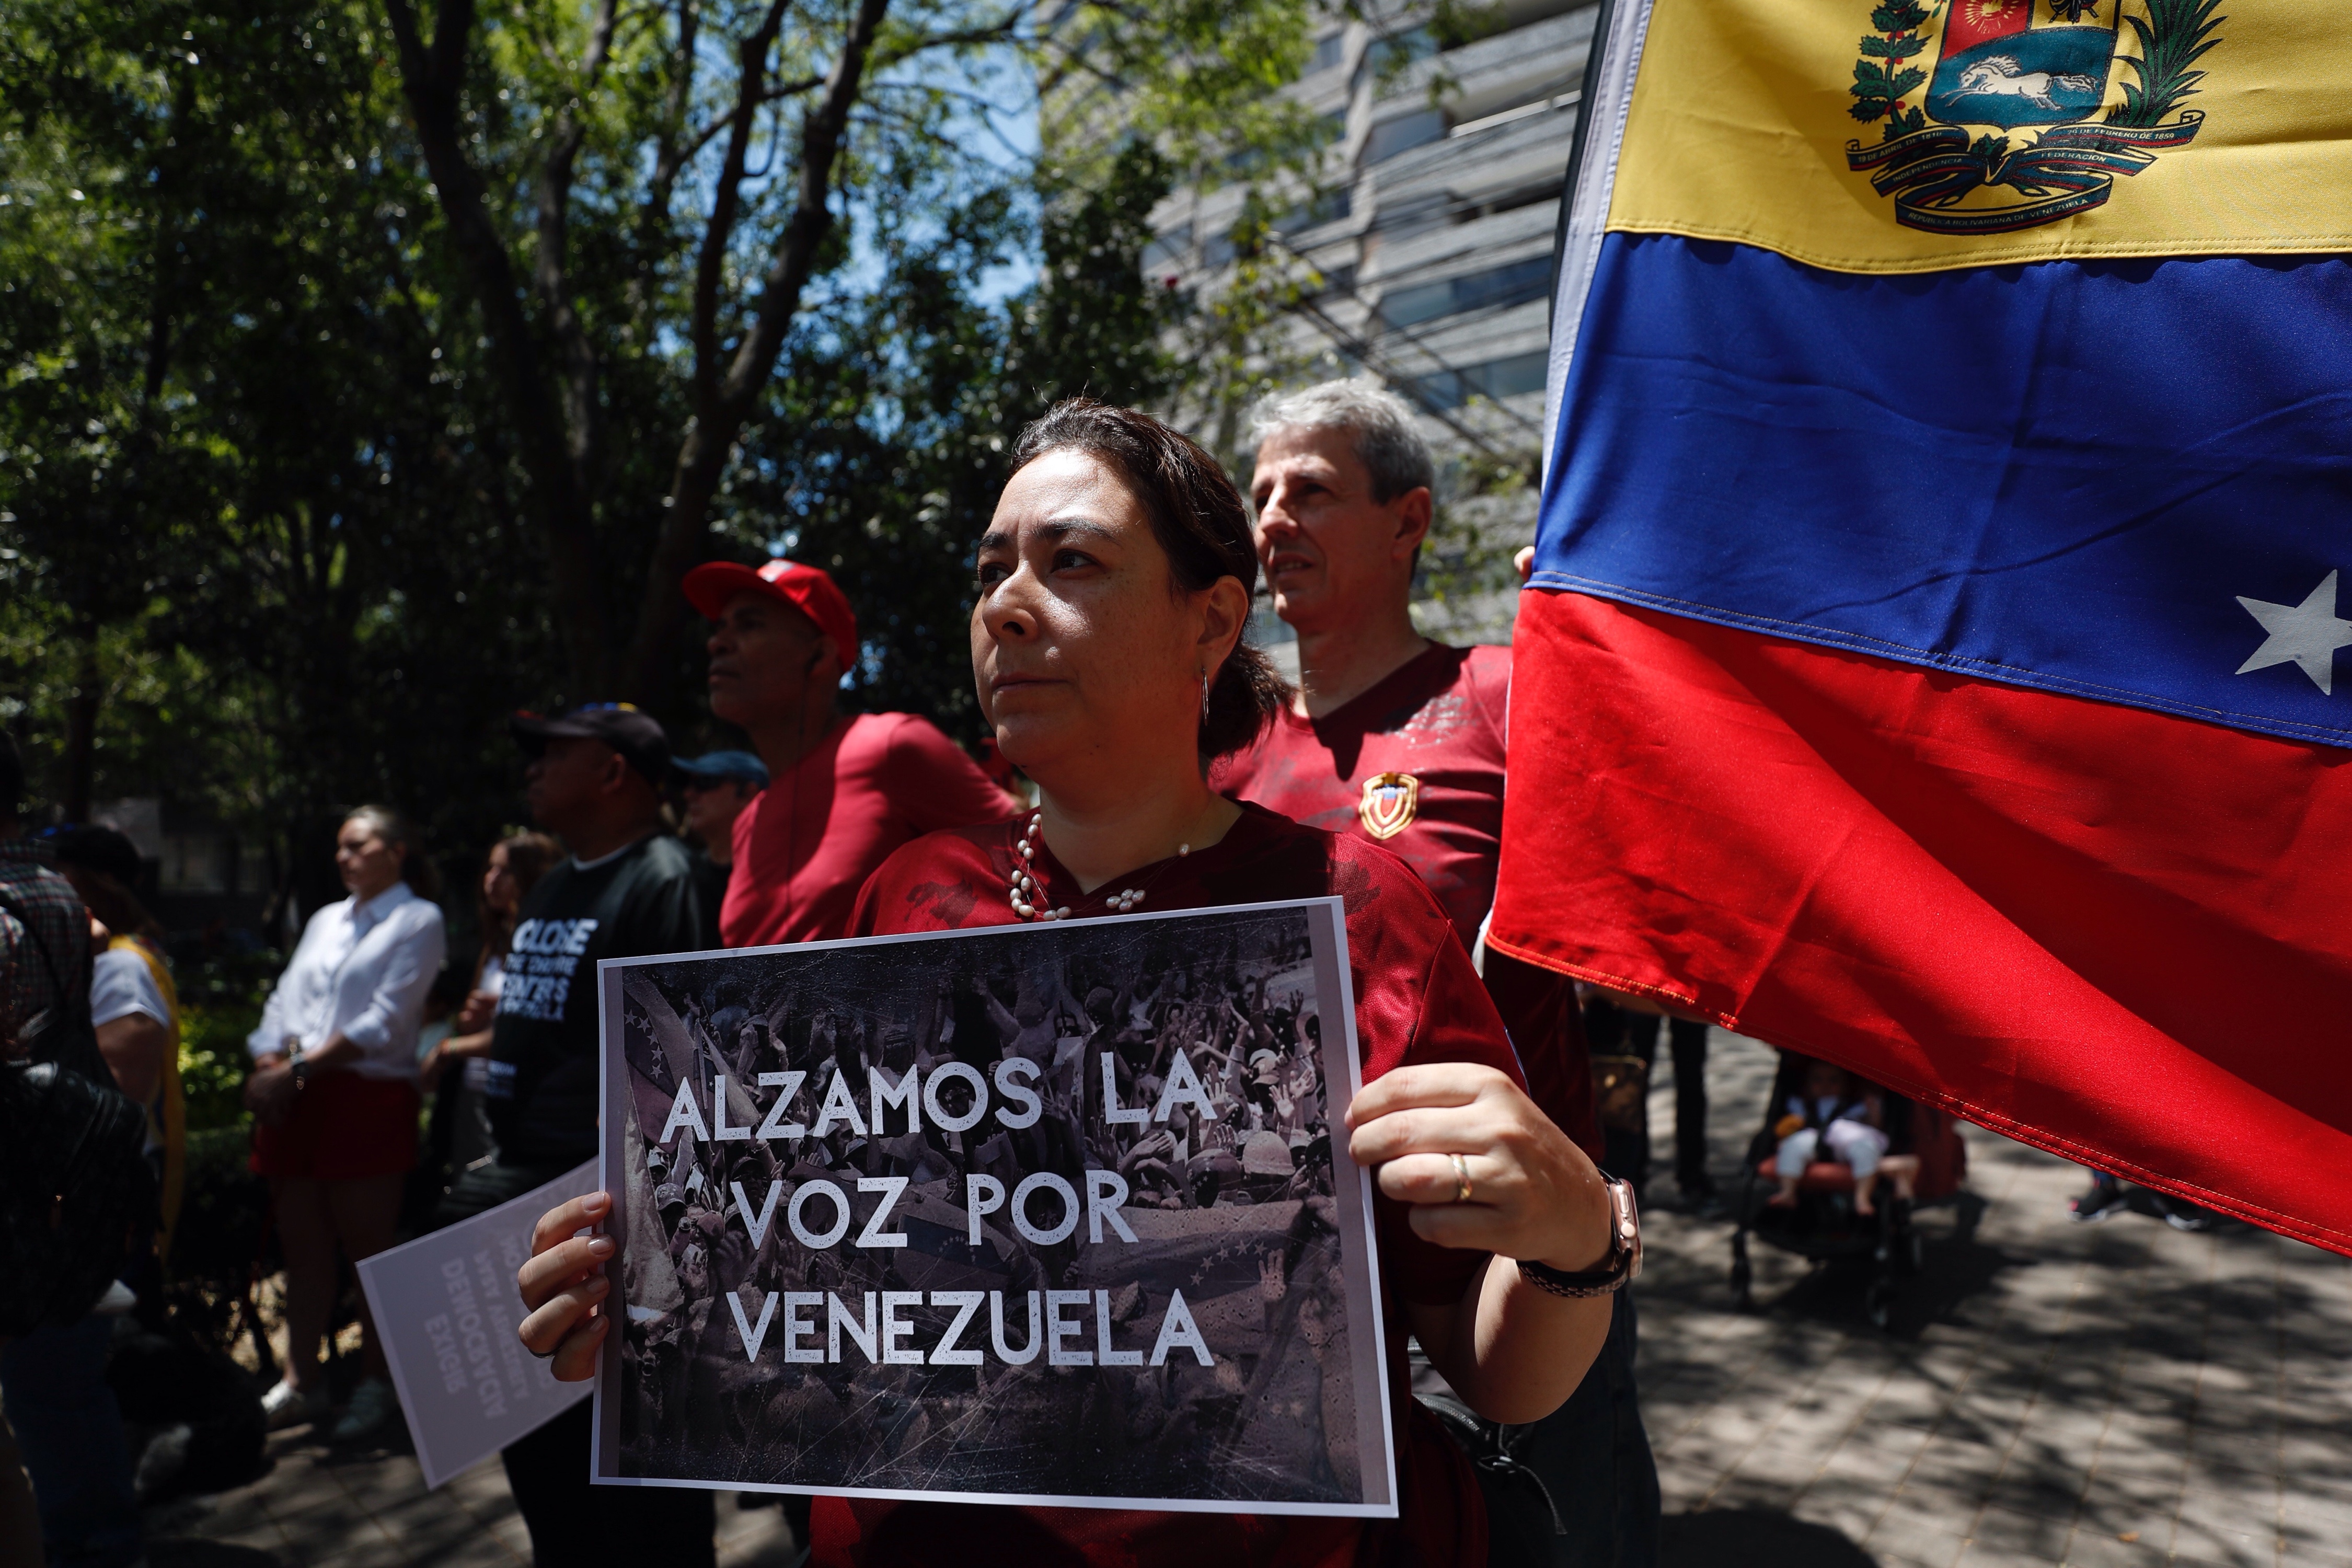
1213, 644, 1601, 1160
811, 803, 1516, 1568
721, 712, 1019, 949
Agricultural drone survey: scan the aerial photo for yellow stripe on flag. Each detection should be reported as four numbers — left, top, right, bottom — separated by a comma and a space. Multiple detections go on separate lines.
1607, 0, 2352, 274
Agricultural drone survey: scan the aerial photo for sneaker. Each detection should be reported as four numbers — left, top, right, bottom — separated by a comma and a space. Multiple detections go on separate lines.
2155, 1195, 2214, 1232
135, 1422, 194, 1503
2068, 1180, 2128, 1224
260, 1378, 327, 1432
330, 1376, 400, 1442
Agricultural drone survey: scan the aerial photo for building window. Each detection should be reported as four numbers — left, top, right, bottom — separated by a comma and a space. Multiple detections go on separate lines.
1413, 350, 1551, 410
1363, 108, 1446, 164
1311, 263, 1358, 299
1306, 31, 1345, 74
1376, 255, 1552, 329
237, 839, 273, 897
1141, 224, 1192, 273
1367, 24, 1436, 75
161, 833, 230, 894
1276, 188, 1352, 235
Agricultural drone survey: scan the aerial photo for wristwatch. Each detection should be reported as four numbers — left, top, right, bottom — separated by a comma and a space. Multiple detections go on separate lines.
1516, 1174, 1642, 1298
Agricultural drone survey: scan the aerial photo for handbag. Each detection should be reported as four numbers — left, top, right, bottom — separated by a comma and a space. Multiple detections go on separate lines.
1415, 1385, 1568, 1567
1, 891, 155, 1338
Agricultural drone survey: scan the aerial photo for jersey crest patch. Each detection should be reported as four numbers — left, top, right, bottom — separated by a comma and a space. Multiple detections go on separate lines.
1357, 773, 1420, 841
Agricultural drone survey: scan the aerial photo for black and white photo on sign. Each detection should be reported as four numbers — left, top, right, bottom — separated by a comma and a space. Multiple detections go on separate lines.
592, 898, 1393, 1515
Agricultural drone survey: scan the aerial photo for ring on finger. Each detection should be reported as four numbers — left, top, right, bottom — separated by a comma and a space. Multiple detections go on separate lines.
1449, 1152, 1474, 1205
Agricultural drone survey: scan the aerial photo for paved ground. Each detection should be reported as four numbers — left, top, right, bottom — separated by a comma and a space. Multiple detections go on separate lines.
139, 1032, 2350, 1567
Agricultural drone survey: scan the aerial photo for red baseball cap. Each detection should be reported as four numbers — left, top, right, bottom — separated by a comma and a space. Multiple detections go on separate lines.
683, 558, 859, 668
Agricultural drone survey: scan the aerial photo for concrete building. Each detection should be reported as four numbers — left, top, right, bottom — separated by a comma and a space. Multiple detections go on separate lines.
1143, 1, 1600, 656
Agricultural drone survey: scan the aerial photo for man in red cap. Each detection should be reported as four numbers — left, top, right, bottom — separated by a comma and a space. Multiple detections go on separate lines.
683, 557, 1020, 947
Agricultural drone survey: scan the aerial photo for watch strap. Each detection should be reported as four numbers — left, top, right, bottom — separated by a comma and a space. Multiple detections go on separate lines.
1516, 1175, 1641, 1298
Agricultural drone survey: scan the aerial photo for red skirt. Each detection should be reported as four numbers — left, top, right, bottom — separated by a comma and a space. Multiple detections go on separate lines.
249, 1070, 420, 1181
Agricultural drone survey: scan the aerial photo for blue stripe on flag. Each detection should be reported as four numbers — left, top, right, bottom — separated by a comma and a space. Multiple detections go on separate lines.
1530, 233, 2352, 748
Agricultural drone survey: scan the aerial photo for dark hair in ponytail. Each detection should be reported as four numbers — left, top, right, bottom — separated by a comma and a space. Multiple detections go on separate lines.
1007, 399, 1290, 760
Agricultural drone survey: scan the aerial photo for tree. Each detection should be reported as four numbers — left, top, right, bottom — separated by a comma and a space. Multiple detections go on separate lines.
2, 0, 563, 882
377, 0, 1330, 707
720, 140, 1190, 731
1, 0, 1333, 910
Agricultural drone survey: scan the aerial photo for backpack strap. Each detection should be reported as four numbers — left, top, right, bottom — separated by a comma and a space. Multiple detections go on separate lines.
0, 889, 75, 1016
0, 889, 106, 1080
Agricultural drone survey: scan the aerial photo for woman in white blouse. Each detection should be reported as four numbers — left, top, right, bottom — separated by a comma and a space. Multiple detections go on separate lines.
246, 805, 446, 1440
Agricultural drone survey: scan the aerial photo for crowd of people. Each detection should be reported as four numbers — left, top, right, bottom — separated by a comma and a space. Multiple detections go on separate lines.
1, 381, 1950, 1567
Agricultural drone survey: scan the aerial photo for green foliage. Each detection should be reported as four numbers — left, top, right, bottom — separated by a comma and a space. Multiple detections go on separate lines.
1850, 0, 1931, 130
1427, 0, 1511, 52
718, 141, 1192, 729
175, 950, 279, 1132
1414, 452, 1535, 633
1968, 133, 2014, 180
2109, 0, 2224, 128
1, 0, 561, 877
0, 0, 1325, 902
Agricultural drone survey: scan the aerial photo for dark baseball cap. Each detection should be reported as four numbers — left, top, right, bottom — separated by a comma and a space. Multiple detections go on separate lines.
510, 702, 671, 785
671, 750, 770, 790
47, 825, 145, 887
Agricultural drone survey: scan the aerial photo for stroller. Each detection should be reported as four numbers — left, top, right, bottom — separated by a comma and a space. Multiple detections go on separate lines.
1729, 1050, 1985, 1328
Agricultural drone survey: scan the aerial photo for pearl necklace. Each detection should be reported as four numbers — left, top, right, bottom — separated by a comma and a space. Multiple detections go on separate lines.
1008, 812, 1188, 922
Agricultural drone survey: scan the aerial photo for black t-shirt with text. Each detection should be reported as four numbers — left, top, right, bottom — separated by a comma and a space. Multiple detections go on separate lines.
486, 833, 705, 1164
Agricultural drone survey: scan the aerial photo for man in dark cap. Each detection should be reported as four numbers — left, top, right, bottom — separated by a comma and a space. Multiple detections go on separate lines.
670, 750, 767, 941
435, 702, 717, 1565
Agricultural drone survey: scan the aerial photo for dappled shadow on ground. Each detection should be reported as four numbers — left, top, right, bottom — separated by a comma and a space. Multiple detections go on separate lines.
1753, 1221, 2021, 1342
1662, 1506, 1878, 1566
149, 1542, 284, 1568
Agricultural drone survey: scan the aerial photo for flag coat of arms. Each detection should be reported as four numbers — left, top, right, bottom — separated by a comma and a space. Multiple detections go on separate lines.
1493, 0, 2352, 1250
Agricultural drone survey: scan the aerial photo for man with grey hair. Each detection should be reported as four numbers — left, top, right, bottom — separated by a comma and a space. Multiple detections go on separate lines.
1214, 377, 1660, 1567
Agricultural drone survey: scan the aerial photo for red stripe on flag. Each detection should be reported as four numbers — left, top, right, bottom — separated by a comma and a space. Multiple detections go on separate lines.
1493, 589, 2352, 1254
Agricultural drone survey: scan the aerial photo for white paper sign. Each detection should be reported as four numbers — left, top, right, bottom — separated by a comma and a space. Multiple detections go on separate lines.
357, 1161, 600, 1488
589, 899, 1396, 1517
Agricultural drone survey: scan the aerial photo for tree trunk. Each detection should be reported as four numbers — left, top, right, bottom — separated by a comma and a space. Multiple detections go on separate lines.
383, 0, 615, 696
61, 612, 100, 823
616, 0, 894, 702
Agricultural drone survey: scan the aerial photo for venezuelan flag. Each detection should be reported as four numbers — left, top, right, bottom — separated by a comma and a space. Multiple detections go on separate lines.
1492, 0, 2352, 1250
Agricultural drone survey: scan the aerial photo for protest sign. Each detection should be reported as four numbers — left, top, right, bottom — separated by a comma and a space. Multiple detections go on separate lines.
356, 1161, 598, 1488
589, 897, 1393, 1517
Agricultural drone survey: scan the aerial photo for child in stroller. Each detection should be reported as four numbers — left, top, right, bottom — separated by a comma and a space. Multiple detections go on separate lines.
1732, 1050, 1981, 1326
1768, 1058, 1913, 1217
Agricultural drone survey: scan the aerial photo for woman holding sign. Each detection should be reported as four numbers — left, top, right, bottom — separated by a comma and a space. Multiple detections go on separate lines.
516, 401, 1628, 1566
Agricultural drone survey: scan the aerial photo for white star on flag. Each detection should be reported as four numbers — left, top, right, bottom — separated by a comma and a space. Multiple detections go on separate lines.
2235, 570, 2352, 696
